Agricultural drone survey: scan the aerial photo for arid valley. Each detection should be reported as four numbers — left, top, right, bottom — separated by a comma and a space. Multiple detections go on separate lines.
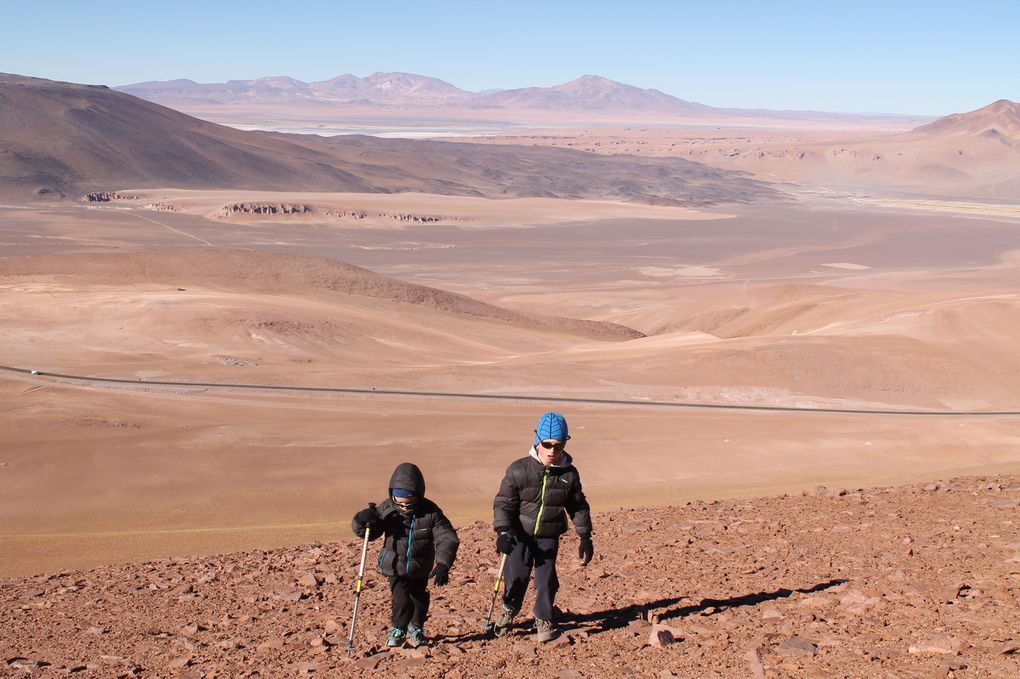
2, 60, 1020, 676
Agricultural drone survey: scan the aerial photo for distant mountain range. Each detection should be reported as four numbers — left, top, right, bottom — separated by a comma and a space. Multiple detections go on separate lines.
4, 72, 1017, 201
118, 73, 922, 124
0, 73, 777, 203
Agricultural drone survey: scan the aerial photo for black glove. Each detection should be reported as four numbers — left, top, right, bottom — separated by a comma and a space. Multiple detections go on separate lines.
496, 531, 514, 555
578, 536, 594, 565
353, 506, 379, 535
430, 563, 450, 586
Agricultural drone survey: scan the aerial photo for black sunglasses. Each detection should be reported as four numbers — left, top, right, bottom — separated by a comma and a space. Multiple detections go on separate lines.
539, 438, 568, 450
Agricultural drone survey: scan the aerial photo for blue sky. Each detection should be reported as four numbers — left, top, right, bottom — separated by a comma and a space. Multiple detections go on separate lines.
3, 1, 1017, 115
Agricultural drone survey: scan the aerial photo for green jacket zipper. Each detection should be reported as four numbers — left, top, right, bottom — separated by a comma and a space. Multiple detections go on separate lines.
533, 468, 550, 534
405, 515, 415, 574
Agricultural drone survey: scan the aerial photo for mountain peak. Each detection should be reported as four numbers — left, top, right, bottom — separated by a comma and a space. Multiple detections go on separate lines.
912, 99, 1020, 138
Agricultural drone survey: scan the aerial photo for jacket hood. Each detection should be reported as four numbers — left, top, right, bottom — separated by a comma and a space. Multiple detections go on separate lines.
389, 462, 426, 496
529, 446, 573, 468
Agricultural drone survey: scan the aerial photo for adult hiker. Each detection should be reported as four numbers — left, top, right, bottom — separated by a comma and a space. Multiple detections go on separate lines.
351, 462, 460, 648
492, 412, 593, 642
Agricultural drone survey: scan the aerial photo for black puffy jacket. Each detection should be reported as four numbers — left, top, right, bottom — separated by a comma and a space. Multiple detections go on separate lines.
351, 462, 459, 579
493, 449, 592, 539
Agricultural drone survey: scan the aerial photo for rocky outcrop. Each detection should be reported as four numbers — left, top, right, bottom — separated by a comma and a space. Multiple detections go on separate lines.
219, 202, 313, 216
217, 202, 450, 223
82, 191, 137, 202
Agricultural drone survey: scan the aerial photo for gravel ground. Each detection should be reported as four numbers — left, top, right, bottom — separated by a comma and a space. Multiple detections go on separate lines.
3, 475, 1019, 677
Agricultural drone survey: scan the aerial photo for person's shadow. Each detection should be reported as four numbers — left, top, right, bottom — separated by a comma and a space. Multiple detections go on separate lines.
435, 578, 848, 644
557, 578, 849, 636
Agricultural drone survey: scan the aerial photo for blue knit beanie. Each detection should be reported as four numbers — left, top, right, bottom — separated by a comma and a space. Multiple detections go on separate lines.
534, 412, 568, 445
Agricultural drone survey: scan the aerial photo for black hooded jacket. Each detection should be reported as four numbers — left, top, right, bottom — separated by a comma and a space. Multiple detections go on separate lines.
351, 462, 459, 579
493, 448, 592, 539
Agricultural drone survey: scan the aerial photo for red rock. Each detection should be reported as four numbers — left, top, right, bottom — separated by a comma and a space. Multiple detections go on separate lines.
275, 585, 304, 601
646, 623, 679, 647
288, 661, 320, 673
997, 640, 1019, 655
297, 572, 320, 588
354, 653, 386, 670
743, 646, 766, 679
908, 633, 962, 655
256, 637, 285, 651
777, 635, 818, 656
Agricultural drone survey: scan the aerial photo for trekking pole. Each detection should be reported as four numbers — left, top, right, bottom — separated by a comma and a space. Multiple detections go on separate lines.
347, 505, 374, 658
483, 553, 508, 633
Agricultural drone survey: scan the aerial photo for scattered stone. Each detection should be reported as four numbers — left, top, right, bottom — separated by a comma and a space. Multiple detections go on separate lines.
297, 572, 321, 588
288, 661, 320, 673
744, 646, 766, 679
355, 653, 386, 671
908, 633, 962, 655
256, 637, 286, 651
998, 640, 1020, 655
274, 585, 305, 601
777, 635, 818, 656
647, 623, 679, 647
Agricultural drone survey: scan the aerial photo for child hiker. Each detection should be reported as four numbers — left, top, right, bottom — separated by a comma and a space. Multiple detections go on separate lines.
492, 412, 593, 642
351, 462, 460, 648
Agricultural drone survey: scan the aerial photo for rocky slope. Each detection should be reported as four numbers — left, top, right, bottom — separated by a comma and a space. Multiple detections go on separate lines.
3, 476, 1019, 677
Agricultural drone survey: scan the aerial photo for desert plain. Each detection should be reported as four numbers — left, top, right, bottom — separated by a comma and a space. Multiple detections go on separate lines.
2, 72, 1020, 676
3, 182, 1020, 576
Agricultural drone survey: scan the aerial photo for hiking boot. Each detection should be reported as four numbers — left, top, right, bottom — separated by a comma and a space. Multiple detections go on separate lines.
386, 627, 406, 648
535, 618, 557, 643
407, 625, 426, 648
493, 604, 515, 637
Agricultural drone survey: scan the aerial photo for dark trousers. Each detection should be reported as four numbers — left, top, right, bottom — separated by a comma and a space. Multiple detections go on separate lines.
502, 536, 560, 622
389, 576, 429, 629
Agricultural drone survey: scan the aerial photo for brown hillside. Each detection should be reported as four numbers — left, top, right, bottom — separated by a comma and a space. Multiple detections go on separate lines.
911, 99, 1020, 139
0, 249, 642, 342
0, 73, 777, 205
472, 99, 1020, 199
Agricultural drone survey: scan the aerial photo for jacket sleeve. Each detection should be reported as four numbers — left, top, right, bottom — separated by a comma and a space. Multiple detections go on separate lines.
351, 504, 385, 541
493, 463, 521, 533
431, 509, 460, 568
566, 472, 592, 537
